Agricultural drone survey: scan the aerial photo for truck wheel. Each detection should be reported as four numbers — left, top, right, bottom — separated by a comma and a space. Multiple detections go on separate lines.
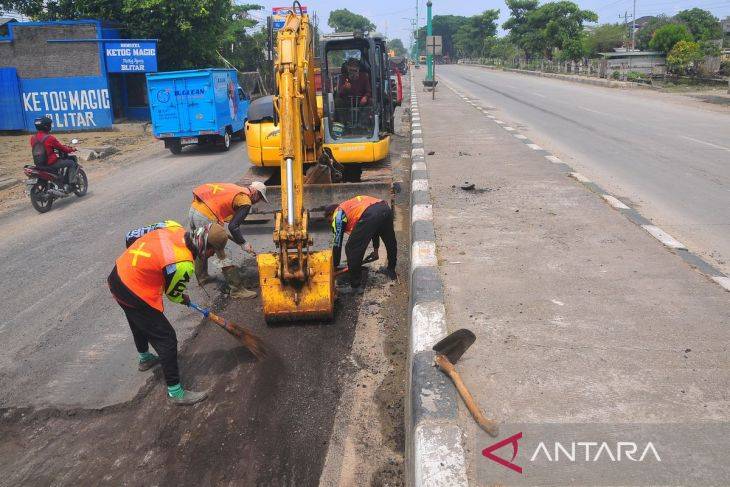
169, 140, 182, 155
220, 131, 232, 151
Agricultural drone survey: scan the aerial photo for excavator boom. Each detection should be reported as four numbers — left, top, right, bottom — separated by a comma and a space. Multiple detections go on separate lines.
257, 3, 335, 322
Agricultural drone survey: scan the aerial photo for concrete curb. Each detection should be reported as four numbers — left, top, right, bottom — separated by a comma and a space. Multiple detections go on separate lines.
406, 73, 469, 487
463, 63, 658, 90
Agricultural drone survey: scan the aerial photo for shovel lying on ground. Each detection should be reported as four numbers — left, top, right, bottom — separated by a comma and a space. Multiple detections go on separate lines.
433, 329, 499, 437
188, 302, 267, 359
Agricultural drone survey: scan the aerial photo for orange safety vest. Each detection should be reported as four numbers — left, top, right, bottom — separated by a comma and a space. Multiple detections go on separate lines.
116, 226, 193, 312
338, 195, 381, 233
192, 183, 252, 223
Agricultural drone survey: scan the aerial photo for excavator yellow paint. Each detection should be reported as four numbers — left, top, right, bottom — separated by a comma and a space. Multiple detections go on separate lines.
245, 119, 390, 167
257, 4, 335, 322
257, 251, 334, 322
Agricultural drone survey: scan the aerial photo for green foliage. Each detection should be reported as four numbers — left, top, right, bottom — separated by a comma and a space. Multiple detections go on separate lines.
387, 38, 406, 56
452, 9, 499, 57
0, 0, 266, 71
503, 0, 597, 59
488, 38, 519, 60
649, 23, 692, 53
674, 8, 722, 41
611, 70, 620, 79
666, 39, 702, 74
626, 71, 643, 81
416, 15, 470, 59
584, 23, 625, 57
635, 15, 672, 51
699, 40, 721, 57
327, 8, 375, 33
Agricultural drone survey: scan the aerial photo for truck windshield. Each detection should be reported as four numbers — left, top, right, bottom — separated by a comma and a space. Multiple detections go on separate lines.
325, 45, 375, 140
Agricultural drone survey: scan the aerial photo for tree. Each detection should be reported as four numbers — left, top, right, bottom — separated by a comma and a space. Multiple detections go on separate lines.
635, 15, 672, 51
487, 37, 519, 61
416, 14, 470, 59
520, 1, 597, 59
666, 40, 702, 74
674, 8, 722, 42
649, 23, 692, 53
502, 0, 539, 56
387, 38, 406, 56
327, 8, 375, 33
584, 23, 625, 57
452, 9, 499, 58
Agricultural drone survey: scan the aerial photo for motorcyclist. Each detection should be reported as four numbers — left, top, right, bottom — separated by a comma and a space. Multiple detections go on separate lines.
30, 116, 78, 191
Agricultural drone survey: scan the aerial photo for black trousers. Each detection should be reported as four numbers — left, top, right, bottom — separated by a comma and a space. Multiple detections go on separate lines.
44, 156, 77, 184
346, 201, 397, 287
108, 267, 180, 386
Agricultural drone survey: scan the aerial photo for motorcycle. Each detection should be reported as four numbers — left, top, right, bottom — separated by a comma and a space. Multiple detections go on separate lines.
23, 138, 88, 213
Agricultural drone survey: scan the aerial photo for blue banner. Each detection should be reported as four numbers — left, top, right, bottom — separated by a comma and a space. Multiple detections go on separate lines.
105, 41, 158, 73
20, 76, 113, 131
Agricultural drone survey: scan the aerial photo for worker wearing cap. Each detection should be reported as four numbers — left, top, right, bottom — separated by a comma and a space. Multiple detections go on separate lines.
108, 224, 213, 405
325, 195, 398, 294
188, 182, 268, 298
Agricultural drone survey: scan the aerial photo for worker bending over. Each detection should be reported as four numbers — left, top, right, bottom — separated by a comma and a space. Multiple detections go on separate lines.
325, 195, 398, 294
188, 181, 269, 298
108, 223, 213, 405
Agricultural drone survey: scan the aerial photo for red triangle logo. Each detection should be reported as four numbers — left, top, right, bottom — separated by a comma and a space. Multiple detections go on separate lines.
482, 432, 523, 474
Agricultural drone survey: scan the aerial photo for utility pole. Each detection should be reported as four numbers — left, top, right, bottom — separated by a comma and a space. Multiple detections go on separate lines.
415, 0, 420, 67
426, 1, 433, 82
631, 0, 637, 50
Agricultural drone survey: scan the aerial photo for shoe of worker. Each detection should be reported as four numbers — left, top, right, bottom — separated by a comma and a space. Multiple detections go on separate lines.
378, 266, 397, 280
337, 284, 365, 295
138, 353, 160, 371
167, 387, 208, 406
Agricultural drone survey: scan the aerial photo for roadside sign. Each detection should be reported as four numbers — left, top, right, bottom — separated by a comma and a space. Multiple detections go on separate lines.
426, 35, 442, 56
272, 5, 307, 30
105, 41, 158, 73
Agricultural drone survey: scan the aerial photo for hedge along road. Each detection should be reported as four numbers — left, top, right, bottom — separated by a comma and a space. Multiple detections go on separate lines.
0, 141, 269, 409
439, 64, 730, 276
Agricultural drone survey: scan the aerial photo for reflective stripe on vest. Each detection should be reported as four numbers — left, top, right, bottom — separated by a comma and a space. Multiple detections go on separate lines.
338, 195, 381, 233
192, 183, 252, 223
116, 226, 193, 311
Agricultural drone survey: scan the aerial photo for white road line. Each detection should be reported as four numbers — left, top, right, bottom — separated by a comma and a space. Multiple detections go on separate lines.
570, 172, 591, 183
711, 276, 730, 292
514, 134, 528, 140
641, 225, 687, 250
533, 92, 546, 98
486, 115, 495, 119
504, 126, 515, 131
494, 120, 505, 124
527, 143, 543, 151
680, 136, 730, 152
545, 155, 562, 163
579, 106, 604, 115
601, 194, 630, 210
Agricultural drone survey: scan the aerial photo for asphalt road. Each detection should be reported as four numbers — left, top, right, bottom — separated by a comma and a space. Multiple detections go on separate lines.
437, 65, 730, 274
0, 141, 267, 408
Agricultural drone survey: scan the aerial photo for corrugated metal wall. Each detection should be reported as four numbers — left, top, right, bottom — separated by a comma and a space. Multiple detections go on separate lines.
0, 67, 25, 130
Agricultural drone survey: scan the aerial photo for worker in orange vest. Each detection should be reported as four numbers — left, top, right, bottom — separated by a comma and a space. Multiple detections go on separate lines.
108, 223, 214, 405
325, 195, 398, 294
188, 181, 269, 298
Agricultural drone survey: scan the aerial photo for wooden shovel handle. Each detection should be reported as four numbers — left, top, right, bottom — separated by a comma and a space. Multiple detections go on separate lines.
435, 354, 499, 437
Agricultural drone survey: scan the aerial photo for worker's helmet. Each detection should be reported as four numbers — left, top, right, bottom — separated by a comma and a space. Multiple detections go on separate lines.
34, 116, 52, 133
250, 181, 269, 203
185, 224, 210, 260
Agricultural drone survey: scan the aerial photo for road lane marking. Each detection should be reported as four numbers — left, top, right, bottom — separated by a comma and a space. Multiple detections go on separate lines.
527, 143, 543, 151
570, 172, 591, 183
533, 92, 546, 98
545, 155, 562, 163
494, 120, 505, 124
504, 126, 515, 131
601, 194, 630, 209
680, 136, 730, 152
711, 276, 730, 292
514, 134, 528, 140
579, 106, 605, 115
641, 225, 687, 250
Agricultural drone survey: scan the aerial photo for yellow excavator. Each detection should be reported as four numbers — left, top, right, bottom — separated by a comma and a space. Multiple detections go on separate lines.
256, 3, 335, 322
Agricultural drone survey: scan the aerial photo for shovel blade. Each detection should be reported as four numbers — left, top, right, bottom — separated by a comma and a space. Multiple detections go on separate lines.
433, 329, 476, 364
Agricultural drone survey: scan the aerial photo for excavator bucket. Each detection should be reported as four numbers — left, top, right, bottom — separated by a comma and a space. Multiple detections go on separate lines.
257, 250, 335, 323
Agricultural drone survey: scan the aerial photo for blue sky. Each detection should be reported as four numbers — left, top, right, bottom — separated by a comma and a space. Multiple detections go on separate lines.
250, 0, 729, 45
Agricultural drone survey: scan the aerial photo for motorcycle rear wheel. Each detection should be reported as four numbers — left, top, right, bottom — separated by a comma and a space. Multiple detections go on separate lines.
73, 169, 88, 197
30, 185, 53, 213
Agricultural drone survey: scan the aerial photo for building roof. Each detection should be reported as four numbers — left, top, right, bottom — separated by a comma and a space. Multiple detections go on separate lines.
600, 50, 663, 58
0, 17, 18, 26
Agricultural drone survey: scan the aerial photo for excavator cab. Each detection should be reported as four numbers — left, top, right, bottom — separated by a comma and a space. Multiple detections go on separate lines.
320, 32, 393, 163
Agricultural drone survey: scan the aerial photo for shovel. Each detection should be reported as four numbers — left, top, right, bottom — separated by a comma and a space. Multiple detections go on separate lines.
188, 302, 267, 359
433, 329, 499, 437
334, 252, 380, 277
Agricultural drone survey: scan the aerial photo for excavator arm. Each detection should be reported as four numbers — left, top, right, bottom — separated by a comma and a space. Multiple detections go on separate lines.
256, 2, 335, 322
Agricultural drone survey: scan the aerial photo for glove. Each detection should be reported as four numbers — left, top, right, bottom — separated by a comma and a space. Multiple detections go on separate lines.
182, 293, 191, 306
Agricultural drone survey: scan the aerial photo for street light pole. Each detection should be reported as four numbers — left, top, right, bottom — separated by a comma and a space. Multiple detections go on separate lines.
426, 1, 433, 82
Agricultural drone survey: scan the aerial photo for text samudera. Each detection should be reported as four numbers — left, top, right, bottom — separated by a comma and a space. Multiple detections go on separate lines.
23, 89, 111, 128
